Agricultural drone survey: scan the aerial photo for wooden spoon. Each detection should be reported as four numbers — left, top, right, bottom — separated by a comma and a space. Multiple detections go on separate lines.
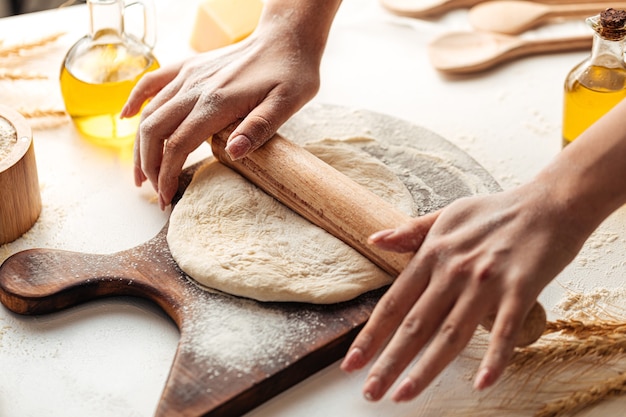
428, 31, 591, 73
380, 0, 625, 18
470, 1, 626, 35
380, 0, 486, 18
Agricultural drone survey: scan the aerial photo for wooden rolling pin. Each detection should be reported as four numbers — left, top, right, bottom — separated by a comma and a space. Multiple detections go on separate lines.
210, 126, 547, 347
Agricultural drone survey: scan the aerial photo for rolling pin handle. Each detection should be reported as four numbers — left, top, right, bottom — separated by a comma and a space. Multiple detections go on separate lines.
481, 300, 547, 347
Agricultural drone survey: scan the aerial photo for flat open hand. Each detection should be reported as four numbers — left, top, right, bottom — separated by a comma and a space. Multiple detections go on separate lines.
341, 183, 588, 401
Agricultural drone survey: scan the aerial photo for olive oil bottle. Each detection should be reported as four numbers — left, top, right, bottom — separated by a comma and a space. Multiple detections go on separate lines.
562, 8, 626, 147
60, 0, 159, 149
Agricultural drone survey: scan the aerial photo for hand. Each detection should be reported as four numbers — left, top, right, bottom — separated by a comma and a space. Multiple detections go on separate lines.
121, 20, 322, 209
340, 183, 589, 402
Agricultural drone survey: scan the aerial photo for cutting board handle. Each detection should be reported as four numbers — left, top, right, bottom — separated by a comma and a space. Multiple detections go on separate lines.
0, 231, 188, 326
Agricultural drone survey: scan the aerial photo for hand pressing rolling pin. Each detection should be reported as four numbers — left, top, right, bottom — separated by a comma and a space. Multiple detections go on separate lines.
121, 0, 342, 210
341, 98, 626, 399
122, 0, 626, 405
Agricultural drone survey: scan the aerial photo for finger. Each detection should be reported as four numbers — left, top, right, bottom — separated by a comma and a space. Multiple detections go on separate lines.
474, 296, 528, 391
157, 94, 240, 207
133, 147, 147, 186
391, 293, 487, 402
138, 90, 200, 194
368, 211, 441, 253
360, 282, 459, 402
121, 63, 182, 118
340, 250, 435, 375
132, 68, 186, 187
225, 92, 309, 160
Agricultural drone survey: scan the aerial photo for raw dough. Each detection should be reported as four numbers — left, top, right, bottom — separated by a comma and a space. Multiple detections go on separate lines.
167, 139, 416, 304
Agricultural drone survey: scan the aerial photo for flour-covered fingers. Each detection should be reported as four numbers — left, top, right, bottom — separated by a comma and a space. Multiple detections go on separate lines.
225, 89, 312, 160
156, 96, 238, 208
133, 141, 147, 187
340, 253, 433, 375
360, 284, 457, 401
369, 211, 440, 253
391, 294, 487, 402
137, 91, 200, 195
121, 63, 183, 118
130, 69, 188, 188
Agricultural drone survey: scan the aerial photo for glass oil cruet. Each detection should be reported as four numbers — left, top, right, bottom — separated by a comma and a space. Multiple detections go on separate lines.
562, 8, 626, 147
60, 0, 160, 149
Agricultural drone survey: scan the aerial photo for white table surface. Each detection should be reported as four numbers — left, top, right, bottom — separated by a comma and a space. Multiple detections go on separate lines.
1, 1, 625, 416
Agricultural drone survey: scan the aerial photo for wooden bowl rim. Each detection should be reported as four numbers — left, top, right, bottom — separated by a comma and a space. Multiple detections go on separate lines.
0, 104, 33, 173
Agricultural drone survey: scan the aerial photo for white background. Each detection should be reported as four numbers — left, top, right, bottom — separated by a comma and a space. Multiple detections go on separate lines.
1, 0, 625, 416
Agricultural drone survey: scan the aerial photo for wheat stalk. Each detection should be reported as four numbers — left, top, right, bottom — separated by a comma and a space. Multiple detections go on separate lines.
545, 319, 626, 338
0, 32, 65, 58
534, 371, 626, 417
511, 332, 626, 373
0, 70, 47, 80
504, 320, 626, 416
20, 109, 67, 119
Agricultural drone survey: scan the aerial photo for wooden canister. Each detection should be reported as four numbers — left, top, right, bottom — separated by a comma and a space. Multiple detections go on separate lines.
0, 105, 41, 245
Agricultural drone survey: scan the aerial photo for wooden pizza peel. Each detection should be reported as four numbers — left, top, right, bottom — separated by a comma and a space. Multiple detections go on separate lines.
0, 104, 540, 416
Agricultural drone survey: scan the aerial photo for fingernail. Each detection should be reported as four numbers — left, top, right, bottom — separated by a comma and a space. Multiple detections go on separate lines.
120, 104, 129, 119
368, 229, 395, 244
363, 376, 382, 402
158, 192, 166, 211
134, 170, 143, 187
392, 377, 416, 402
474, 367, 492, 391
225, 135, 252, 160
341, 347, 364, 372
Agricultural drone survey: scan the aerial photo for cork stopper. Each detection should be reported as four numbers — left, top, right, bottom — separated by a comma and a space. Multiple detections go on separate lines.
600, 8, 626, 29
588, 8, 626, 40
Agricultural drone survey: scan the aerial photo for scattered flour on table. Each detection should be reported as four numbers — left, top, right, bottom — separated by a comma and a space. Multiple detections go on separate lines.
576, 231, 622, 267
554, 286, 626, 321
0, 184, 70, 263
179, 283, 328, 377
0, 116, 16, 162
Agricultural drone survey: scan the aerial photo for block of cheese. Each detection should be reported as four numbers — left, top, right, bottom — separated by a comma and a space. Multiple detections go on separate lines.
190, 0, 264, 52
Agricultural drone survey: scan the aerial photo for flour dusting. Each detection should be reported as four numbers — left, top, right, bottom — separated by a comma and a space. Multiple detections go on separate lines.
555, 287, 626, 321
179, 282, 327, 377
0, 116, 16, 163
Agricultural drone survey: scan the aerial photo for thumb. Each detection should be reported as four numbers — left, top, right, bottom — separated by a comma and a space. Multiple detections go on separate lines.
225, 99, 303, 160
368, 211, 441, 253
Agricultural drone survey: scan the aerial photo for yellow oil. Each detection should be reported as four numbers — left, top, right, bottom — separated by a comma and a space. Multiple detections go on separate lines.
60, 42, 159, 149
562, 65, 626, 147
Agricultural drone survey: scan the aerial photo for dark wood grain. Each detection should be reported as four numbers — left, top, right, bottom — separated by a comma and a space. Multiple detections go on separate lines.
0, 207, 383, 417
0, 156, 386, 417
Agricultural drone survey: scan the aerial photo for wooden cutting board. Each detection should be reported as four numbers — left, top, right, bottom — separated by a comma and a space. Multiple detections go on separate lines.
0, 104, 501, 417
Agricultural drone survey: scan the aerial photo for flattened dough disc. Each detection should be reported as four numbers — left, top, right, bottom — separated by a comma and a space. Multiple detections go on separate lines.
168, 103, 501, 303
